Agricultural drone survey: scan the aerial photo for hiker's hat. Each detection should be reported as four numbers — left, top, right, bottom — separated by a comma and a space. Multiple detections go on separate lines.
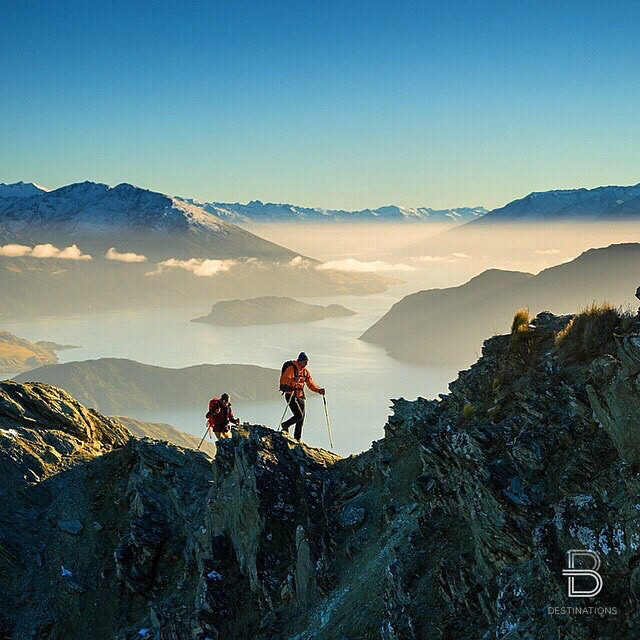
297, 352, 309, 362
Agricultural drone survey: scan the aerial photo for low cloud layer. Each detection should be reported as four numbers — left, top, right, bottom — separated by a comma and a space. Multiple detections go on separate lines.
148, 257, 237, 277
534, 249, 561, 255
287, 255, 314, 268
105, 247, 148, 263
414, 252, 472, 264
0, 243, 92, 260
316, 258, 415, 273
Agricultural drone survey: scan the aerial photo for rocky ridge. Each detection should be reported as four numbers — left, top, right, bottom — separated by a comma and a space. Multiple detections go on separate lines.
2, 310, 640, 638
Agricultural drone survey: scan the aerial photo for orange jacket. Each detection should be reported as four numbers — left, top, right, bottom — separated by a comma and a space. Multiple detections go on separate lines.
280, 361, 321, 397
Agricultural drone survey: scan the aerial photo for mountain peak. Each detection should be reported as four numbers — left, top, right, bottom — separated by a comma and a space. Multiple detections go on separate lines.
0, 180, 224, 237
0, 181, 50, 198
478, 181, 640, 222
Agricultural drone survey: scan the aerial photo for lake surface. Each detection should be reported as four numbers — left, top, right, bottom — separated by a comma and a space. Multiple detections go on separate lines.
4, 288, 459, 455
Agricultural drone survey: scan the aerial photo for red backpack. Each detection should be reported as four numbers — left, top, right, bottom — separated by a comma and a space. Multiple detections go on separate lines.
206, 398, 220, 420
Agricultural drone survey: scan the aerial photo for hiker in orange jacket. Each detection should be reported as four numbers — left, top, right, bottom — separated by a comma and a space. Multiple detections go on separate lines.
206, 393, 240, 440
279, 352, 325, 441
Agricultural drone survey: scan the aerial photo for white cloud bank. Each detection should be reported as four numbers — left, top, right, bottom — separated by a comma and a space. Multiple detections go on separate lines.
148, 258, 237, 277
105, 247, 148, 263
0, 243, 92, 260
287, 255, 314, 268
415, 253, 472, 264
316, 258, 415, 273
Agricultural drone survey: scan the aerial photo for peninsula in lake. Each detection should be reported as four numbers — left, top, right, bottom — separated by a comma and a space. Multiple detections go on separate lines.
0, 330, 78, 373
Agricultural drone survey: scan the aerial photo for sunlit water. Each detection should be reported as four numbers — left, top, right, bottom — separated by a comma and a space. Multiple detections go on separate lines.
3, 289, 458, 455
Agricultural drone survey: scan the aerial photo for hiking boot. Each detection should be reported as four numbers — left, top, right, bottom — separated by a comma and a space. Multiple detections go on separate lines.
280, 429, 290, 438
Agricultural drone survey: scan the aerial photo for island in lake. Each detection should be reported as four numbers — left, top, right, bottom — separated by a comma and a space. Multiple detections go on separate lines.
192, 296, 356, 326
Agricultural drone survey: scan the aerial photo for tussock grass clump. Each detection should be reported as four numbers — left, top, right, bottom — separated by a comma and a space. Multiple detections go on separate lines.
555, 302, 635, 364
462, 403, 476, 420
511, 308, 531, 336
510, 308, 533, 354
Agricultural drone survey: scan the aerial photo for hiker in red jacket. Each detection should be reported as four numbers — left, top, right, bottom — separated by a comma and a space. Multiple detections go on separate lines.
206, 393, 240, 440
279, 352, 325, 441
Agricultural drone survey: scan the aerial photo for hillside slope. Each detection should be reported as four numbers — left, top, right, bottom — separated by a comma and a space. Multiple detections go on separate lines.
0, 329, 58, 373
361, 243, 640, 365
15, 358, 280, 413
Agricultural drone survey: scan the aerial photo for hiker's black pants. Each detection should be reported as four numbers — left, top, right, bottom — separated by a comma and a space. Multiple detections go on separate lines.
282, 393, 305, 440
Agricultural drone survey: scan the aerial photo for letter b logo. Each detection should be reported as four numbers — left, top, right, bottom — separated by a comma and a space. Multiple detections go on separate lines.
562, 550, 603, 597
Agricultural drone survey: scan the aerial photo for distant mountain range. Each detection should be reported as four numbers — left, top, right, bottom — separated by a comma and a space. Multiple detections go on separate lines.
14, 358, 280, 414
361, 242, 640, 366
404, 181, 640, 256
5, 179, 640, 228
0, 181, 394, 317
469, 182, 640, 224
178, 198, 488, 224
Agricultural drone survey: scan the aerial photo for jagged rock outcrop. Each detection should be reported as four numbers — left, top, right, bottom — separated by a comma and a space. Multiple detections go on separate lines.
588, 333, 640, 467
3, 310, 640, 639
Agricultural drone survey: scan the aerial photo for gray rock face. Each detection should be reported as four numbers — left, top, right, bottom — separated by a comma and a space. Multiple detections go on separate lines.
338, 504, 366, 529
56, 519, 84, 535
3, 311, 640, 638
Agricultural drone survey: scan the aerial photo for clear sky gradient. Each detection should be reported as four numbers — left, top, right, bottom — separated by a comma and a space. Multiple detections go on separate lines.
2, 1, 639, 209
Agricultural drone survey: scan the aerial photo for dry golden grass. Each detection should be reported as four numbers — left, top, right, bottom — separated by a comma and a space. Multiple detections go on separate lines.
0, 343, 37, 359
510, 308, 533, 351
511, 308, 531, 335
555, 302, 635, 363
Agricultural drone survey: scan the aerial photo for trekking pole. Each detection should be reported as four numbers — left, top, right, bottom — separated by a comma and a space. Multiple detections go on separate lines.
278, 398, 289, 429
197, 422, 210, 450
322, 394, 334, 449
278, 392, 296, 429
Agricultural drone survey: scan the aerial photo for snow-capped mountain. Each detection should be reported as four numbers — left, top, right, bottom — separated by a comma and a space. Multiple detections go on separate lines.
474, 182, 640, 223
0, 181, 50, 198
176, 198, 487, 224
0, 181, 394, 317
0, 182, 224, 234
0, 181, 295, 259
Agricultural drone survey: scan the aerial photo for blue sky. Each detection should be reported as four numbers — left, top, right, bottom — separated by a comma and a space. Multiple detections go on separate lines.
2, 0, 639, 209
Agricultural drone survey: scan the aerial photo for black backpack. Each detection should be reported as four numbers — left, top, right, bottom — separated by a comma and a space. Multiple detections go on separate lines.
279, 360, 296, 393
